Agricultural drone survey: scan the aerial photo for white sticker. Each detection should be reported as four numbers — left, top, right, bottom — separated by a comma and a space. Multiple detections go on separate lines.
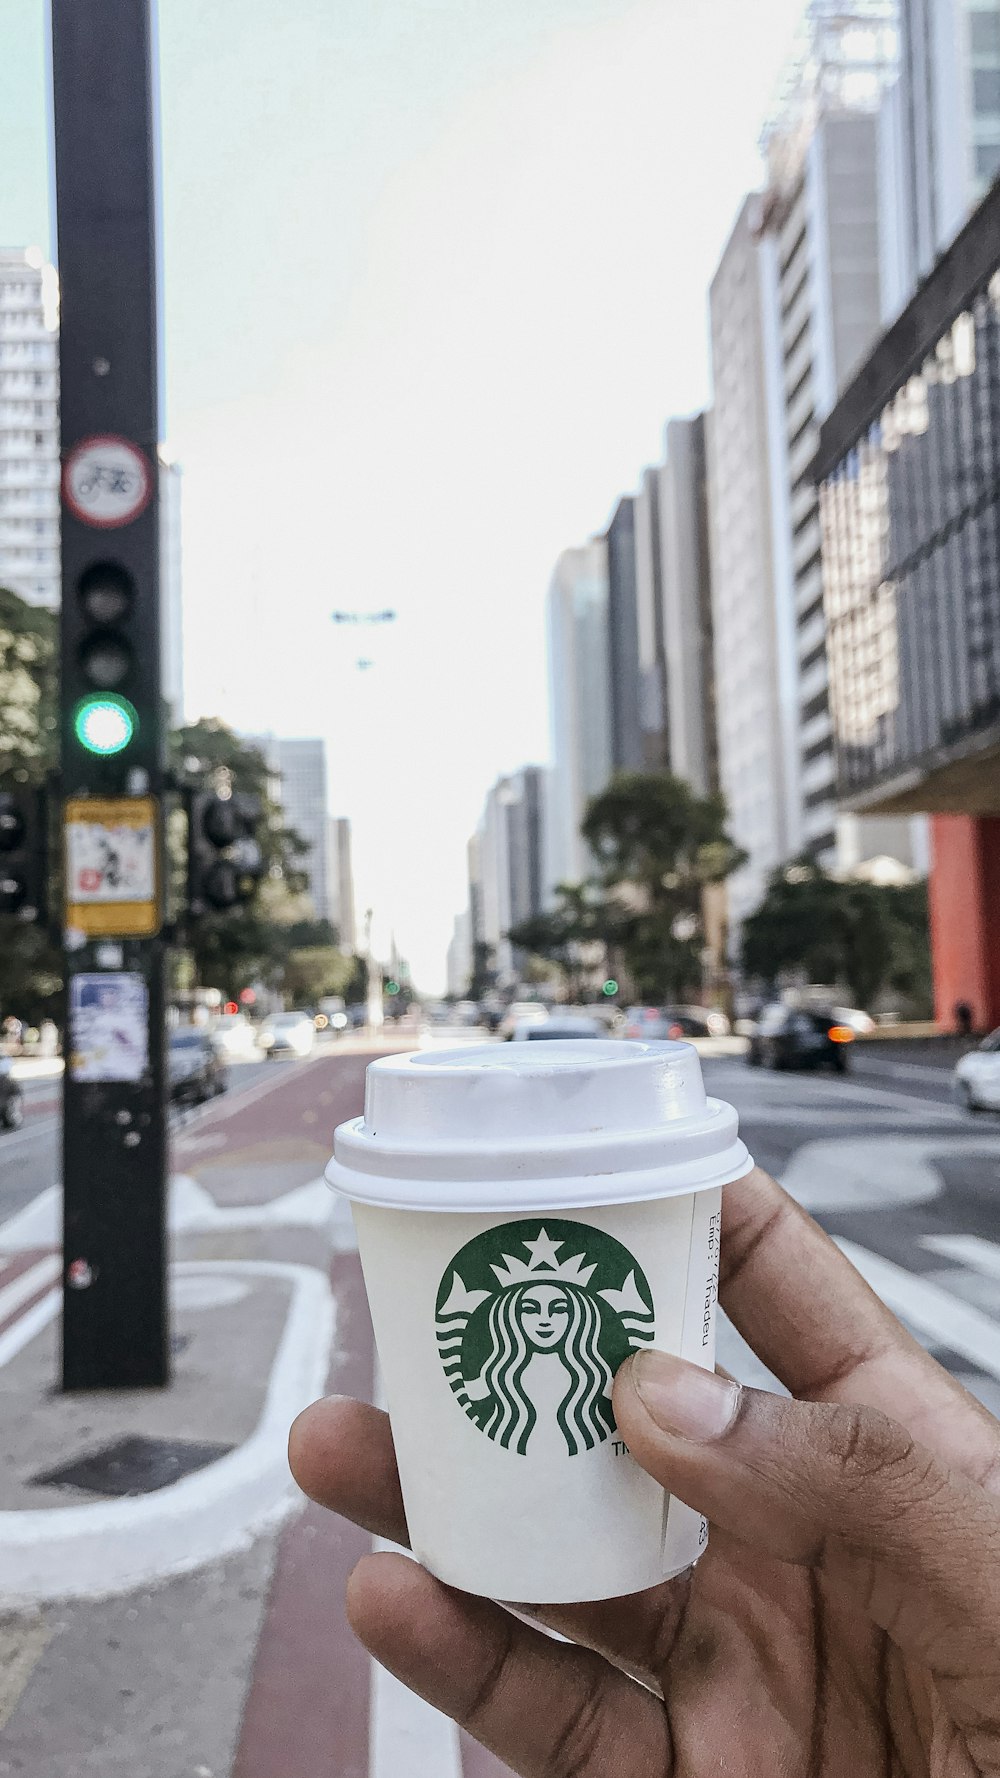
62, 434, 153, 529
66, 816, 155, 903
69, 972, 148, 1083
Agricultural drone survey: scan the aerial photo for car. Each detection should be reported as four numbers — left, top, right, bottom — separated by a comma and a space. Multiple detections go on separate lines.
168, 1030, 229, 1104
0, 1057, 24, 1130
954, 1028, 1000, 1112
661, 1005, 732, 1038
210, 1012, 259, 1060
507, 1015, 606, 1042
497, 1002, 550, 1040
830, 1004, 876, 1035
746, 1004, 855, 1072
258, 1011, 316, 1060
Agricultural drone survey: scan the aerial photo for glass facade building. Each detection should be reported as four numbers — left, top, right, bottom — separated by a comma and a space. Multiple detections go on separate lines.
815, 176, 1000, 814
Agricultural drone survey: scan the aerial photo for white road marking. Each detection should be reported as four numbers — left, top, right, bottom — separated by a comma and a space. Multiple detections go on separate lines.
0, 1260, 335, 1605
921, 1234, 1000, 1282
369, 1364, 463, 1778
837, 1239, 1000, 1379
0, 1618, 52, 1730
0, 1255, 61, 1326
0, 1174, 335, 1255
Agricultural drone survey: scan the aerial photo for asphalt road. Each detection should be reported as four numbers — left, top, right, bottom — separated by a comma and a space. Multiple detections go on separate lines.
1, 1039, 999, 1778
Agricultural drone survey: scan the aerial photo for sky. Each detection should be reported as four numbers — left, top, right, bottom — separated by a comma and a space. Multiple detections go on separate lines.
1, 0, 805, 989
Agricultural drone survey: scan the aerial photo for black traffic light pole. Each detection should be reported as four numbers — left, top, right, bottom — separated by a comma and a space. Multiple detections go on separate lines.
52, 0, 170, 1389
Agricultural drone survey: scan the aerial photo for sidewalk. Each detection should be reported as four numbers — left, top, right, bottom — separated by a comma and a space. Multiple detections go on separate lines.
0, 1047, 514, 1778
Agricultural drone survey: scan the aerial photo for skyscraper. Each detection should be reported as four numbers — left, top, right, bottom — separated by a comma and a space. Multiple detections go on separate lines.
880, 0, 1000, 319
0, 248, 60, 609
657, 414, 717, 797
707, 197, 798, 927
246, 734, 334, 923
544, 540, 612, 896
328, 815, 356, 951
758, 0, 916, 869
605, 496, 644, 772
473, 767, 547, 985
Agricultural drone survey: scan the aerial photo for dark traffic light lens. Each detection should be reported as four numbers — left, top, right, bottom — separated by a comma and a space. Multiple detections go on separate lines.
79, 563, 133, 625
205, 860, 240, 908
0, 797, 26, 853
203, 800, 239, 848
80, 632, 133, 688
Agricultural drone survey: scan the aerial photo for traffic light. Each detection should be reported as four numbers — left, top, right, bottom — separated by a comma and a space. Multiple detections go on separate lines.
61, 538, 163, 786
0, 786, 47, 920
187, 790, 265, 915
602, 979, 619, 997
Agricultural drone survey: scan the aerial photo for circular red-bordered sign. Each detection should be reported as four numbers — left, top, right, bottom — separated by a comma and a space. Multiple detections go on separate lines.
62, 434, 154, 530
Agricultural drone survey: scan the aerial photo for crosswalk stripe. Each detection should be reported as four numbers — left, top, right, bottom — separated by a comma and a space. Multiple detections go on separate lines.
837, 1239, 1000, 1379
0, 1255, 60, 1332
921, 1233, 1000, 1281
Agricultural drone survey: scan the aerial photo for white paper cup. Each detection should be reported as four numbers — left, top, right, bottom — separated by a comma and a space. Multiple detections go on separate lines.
327, 1038, 752, 1604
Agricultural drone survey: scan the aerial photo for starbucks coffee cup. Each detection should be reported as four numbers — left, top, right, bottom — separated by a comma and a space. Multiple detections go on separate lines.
326, 1038, 752, 1604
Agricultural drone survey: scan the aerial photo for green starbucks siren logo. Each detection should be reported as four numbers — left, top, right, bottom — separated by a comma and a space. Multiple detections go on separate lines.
435, 1218, 655, 1456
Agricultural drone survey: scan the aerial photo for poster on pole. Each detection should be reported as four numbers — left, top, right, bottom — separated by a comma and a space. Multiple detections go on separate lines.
69, 973, 149, 1083
64, 797, 160, 936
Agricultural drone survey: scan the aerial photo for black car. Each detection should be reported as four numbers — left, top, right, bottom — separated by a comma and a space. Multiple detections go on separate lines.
746, 1005, 855, 1073
168, 1030, 229, 1105
0, 1059, 24, 1130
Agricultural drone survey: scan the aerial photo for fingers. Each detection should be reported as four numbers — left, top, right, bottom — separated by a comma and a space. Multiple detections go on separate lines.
614, 1350, 1000, 1689
722, 1169, 1000, 1487
347, 1552, 669, 1778
288, 1396, 408, 1545
290, 1396, 688, 1686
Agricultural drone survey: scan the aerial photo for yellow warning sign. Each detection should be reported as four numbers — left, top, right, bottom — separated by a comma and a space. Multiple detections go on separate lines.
64, 797, 160, 937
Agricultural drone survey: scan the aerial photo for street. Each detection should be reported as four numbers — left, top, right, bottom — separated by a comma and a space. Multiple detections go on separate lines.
0, 1036, 999, 1776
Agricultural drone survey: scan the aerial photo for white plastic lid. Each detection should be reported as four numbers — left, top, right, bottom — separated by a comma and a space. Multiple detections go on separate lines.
327, 1039, 752, 1212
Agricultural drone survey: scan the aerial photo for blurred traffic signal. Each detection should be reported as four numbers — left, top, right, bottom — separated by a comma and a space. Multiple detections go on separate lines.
384, 979, 401, 996
60, 547, 163, 785
187, 789, 265, 915
602, 979, 619, 997
0, 786, 47, 919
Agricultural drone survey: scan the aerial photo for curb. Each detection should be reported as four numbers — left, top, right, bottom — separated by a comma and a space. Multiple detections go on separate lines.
0, 1260, 334, 1606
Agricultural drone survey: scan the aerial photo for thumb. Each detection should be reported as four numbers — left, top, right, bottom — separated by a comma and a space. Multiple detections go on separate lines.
613, 1351, 1000, 1680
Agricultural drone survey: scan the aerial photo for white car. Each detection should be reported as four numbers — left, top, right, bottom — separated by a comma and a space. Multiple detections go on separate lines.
497, 1002, 550, 1040
954, 1030, 1000, 1111
507, 1015, 605, 1042
211, 1013, 259, 1060
258, 1011, 316, 1060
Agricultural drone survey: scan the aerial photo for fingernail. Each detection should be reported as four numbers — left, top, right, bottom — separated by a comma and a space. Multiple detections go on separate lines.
631, 1351, 740, 1442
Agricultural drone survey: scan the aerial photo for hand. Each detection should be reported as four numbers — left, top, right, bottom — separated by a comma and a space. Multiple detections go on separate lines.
289, 1168, 1000, 1776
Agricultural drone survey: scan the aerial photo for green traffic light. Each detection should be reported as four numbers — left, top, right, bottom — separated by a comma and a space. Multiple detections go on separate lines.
385, 979, 400, 996
602, 979, 618, 996
74, 694, 138, 756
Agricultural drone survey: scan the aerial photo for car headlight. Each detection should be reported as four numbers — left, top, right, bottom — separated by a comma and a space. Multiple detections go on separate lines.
259, 1032, 274, 1048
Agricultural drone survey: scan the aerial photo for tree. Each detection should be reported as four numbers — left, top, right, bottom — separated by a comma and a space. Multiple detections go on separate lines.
741, 859, 932, 1012
0, 589, 61, 1027
281, 946, 357, 1004
0, 587, 58, 778
508, 881, 621, 1001
580, 772, 746, 1002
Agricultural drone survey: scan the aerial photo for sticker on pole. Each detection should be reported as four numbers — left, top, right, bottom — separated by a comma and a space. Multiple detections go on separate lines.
69, 972, 148, 1083
64, 796, 160, 936
62, 435, 153, 530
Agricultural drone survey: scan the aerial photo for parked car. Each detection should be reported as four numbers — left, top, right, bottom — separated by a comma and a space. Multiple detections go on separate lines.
507, 1015, 605, 1042
954, 1029, 1000, 1112
621, 1005, 730, 1041
257, 1011, 316, 1060
0, 1057, 24, 1130
168, 1030, 229, 1104
746, 1004, 855, 1073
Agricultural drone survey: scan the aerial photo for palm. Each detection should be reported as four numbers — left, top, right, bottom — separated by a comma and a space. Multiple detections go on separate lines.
580, 1543, 962, 1778
290, 1169, 1000, 1777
